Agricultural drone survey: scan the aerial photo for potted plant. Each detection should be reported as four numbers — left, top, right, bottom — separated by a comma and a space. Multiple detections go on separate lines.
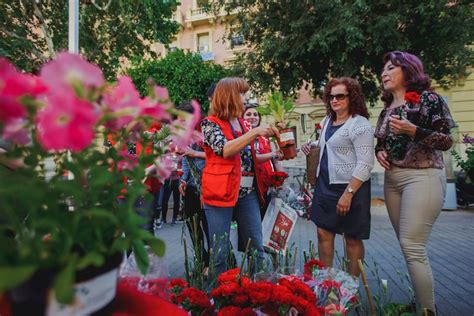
451, 134, 474, 183
256, 91, 297, 160
0, 53, 200, 314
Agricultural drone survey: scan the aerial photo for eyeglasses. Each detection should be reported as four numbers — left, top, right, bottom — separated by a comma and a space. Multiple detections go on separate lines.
328, 94, 349, 101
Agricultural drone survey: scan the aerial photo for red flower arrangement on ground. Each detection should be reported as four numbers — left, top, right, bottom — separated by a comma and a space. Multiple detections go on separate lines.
304, 259, 325, 279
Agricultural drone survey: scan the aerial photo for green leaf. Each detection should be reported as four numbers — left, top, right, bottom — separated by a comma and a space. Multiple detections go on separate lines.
145, 237, 166, 257
0, 266, 36, 292
83, 208, 119, 226
256, 106, 272, 115
53, 260, 76, 304
132, 240, 149, 275
77, 252, 104, 270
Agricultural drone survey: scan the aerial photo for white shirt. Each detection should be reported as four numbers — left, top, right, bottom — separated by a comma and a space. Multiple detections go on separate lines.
316, 115, 374, 184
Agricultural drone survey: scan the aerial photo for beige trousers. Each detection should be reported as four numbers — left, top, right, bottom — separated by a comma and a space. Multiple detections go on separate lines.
384, 167, 446, 312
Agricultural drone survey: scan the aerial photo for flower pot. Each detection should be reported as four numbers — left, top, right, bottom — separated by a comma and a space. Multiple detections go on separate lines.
277, 128, 297, 160
9, 253, 122, 316
467, 168, 474, 183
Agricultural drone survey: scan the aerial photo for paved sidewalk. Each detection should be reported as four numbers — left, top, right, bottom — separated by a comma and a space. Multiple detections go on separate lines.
153, 203, 474, 316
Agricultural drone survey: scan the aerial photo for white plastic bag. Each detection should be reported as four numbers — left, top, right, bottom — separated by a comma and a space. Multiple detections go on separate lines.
262, 197, 298, 253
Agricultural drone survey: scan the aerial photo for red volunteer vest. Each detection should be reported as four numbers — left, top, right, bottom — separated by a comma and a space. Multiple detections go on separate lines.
202, 116, 265, 207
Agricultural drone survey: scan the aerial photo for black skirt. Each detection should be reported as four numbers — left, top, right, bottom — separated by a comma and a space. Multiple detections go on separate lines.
310, 178, 371, 240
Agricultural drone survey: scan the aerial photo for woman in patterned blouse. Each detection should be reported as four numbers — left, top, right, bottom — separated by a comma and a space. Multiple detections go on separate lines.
200, 77, 278, 274
375, 51, 455, 314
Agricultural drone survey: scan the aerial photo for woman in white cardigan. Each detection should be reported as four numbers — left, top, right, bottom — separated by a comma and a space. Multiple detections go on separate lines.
302, 77, 374, 276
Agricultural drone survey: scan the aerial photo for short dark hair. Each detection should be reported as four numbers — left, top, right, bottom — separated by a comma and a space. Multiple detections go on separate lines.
381, 51, 431, 106
176, 100, 194, 114
206, 83, 217, 99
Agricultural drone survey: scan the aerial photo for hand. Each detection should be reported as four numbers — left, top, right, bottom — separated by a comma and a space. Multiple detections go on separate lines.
376, 150, 391, 170
255, 124, 278, 138
178, 180, 186, 196
184, 146, 196, 158
273, 150, 283, 160
301, 143, 312, 155
336, 192, 352, 216
389, 115, 417, 137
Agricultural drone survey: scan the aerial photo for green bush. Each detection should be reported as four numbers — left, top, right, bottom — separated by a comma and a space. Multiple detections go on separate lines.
128, 50, 229, 114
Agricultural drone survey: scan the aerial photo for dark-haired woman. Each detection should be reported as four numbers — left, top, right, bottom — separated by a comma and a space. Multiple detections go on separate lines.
375, 51, 455, 314
302, 77, 374, 276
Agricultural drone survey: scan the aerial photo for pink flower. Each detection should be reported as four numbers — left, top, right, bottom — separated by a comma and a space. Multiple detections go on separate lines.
102, 76, 142, 130
36, 92, 98, 152
140, 96, 171, 122
0, 58, 47, 122
153, 86, 172, 108
0, 95, 26, 123
117, 150, 138, 171
155, 154, 174, 181
2, 119, 30, 145
170, 100, 202, 149
40, 52, 104, 94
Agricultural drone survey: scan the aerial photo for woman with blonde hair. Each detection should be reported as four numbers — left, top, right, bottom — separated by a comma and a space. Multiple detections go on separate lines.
200, 77, 278, 274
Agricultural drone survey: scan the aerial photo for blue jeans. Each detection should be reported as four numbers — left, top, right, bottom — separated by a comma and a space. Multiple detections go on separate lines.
204, 191, 264, 275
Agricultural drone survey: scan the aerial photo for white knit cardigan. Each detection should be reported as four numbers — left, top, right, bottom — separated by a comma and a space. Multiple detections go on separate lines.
316, 115, 374, 184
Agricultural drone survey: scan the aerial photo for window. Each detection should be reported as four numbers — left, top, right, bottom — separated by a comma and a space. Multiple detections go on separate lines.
197, 33, 210, 52
168, 46, 178, 53
230, 34, 244, 47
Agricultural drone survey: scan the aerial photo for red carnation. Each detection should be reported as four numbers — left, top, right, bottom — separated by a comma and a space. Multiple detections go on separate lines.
269, 171, 289, 187
315, 123, 322, 130
179, 287, 212, 309
304, 259, 325, 279
217, 306, 257, 316
404, 91, 421, 104
169, 278, 188, 289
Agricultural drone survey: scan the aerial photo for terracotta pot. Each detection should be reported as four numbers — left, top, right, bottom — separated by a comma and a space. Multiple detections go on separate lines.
277, 128, 297, 160
9, 253, 122, 316
281, 145, 298, 160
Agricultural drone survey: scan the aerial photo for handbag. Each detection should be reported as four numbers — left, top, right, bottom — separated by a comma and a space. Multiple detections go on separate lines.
306, 146, 320, 186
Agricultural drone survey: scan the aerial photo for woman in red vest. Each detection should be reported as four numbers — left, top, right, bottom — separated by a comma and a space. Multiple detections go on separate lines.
200, 77, 278, 274
243, 103, 284, 219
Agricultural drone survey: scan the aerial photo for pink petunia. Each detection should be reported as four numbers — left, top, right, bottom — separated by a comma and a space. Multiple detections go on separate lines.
2, 118, 30, 145
170, 100, 202, 149
155, 154, 174, 182
140, 96, 171, 122
40, 52, 104, 94
117, 150, 138, 172
0, 58, 47, 122
102, 76, 142, 130
0, 95, 26, 123
36, 92, 98, 152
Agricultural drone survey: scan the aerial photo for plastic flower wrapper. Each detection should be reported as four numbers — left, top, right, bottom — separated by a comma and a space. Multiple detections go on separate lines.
305, 268, 359, 312
271, 184, 309, 217
119, 246, 169, 299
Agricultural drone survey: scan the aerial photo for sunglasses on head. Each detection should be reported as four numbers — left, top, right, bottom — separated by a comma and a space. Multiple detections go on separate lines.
328, 94, 349, 101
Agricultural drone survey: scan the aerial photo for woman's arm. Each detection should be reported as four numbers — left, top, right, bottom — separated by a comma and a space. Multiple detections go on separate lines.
351, 120, 375, 182
222, 125, 278, 158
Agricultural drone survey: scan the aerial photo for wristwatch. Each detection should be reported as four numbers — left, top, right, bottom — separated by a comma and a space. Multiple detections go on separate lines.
346, 186, 355, 194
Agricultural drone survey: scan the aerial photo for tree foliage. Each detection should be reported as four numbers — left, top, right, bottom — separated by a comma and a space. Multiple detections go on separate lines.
0, 0, 180, 79
216, 0, 474, 104
127, 49, 230, 113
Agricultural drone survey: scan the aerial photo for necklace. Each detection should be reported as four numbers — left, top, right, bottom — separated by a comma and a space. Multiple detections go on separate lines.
334, 116, 349, 126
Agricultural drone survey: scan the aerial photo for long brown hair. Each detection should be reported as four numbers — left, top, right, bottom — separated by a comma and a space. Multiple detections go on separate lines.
323, 77, 369, 120
209, 77, 249, 120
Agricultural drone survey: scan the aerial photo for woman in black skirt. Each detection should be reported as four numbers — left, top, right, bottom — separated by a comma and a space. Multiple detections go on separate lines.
302, 77, 374, 276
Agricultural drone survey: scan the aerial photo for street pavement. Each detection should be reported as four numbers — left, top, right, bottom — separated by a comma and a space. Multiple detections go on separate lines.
153, 201, 474, 316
